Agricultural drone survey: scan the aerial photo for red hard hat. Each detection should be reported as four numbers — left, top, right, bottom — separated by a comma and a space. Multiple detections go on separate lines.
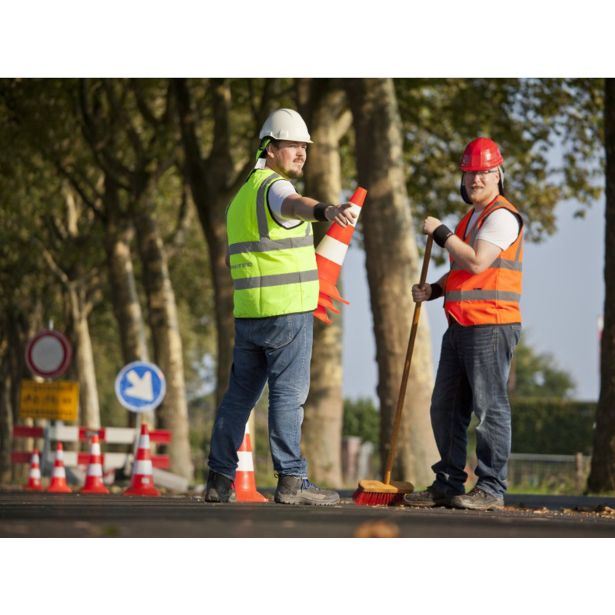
460, 137, 504, 171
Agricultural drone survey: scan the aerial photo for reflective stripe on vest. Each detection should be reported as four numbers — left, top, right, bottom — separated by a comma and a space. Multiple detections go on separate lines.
444, 196, 523, 326
226, 169, 319, 318
233, 269, 319, 290
445, 290, 521, 302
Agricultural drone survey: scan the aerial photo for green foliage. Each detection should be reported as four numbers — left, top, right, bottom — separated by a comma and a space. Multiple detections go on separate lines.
343, 397, 379, 445
510, 334, 576, 399
511, 398, 596, 455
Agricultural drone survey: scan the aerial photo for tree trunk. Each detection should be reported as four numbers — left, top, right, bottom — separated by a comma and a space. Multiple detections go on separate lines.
103, 177, 153, 426
104, 179, 150, 365
132, 184, 193, 480
588, 78, 615, 492
67, 283, 101, 428
346, 78, 438, 486
8, 305, 40, 482
0, 343, 13, 482
298, 79, 351, 487
173, 79, 236, 408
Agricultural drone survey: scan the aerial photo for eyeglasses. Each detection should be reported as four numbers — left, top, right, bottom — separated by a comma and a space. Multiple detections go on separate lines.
464, 170, 499, 178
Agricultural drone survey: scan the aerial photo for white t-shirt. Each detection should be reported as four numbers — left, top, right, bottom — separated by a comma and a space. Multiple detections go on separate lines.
267, 179, 302, 228
465, 208, 521, 251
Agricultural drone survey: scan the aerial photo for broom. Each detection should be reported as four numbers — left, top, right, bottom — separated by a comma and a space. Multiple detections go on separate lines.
353, 236, 433, 506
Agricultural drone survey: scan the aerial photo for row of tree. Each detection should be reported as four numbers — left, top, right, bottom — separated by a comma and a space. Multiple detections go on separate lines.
0, 78, 613, 492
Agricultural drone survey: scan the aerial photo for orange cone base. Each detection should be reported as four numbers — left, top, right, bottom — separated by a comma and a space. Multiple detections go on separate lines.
48, 483, 72, 494
235, 491, 269, 503
123, 484, 160, 497
234, 472, 268, 503
80, 483, 110, 494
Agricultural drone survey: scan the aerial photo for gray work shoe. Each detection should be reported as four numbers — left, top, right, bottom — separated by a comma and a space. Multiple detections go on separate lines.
403, 484, 456, 508
449, 487, 504, 511
274, 475, 340, 506
204, 470, 234, 503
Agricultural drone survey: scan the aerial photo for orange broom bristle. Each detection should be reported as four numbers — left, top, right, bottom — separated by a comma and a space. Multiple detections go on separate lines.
352, 489, 405, 507
352, 479, 414, 507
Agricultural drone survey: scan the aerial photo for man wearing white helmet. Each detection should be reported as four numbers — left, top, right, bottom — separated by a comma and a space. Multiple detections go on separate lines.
205, 108, 355, 505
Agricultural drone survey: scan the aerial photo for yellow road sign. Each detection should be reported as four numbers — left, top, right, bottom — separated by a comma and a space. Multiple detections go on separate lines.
19, 380, 79, 422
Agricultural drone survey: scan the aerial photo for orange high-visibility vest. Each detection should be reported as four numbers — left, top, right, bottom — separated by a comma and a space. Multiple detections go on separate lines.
444, 196, 523, 326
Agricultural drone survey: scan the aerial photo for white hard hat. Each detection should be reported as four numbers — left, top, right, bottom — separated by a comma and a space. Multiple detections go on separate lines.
259, 108, 313, 143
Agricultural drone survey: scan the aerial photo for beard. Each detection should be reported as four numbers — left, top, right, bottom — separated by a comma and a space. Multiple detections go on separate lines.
285, 166, 304, 180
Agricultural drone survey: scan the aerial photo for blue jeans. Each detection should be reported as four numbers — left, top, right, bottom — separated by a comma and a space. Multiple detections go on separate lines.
430, 321, 521, 497
208, 312, 313, 480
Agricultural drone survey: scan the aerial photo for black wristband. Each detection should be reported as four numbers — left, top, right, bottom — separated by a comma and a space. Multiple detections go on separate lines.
428, 283, 443, 301
433, 224, 454, 248
313, 203, 329, 222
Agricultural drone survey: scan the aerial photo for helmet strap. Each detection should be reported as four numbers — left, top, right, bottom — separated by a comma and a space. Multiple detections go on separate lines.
254, 137, 271, 169
460, 178, 472, 204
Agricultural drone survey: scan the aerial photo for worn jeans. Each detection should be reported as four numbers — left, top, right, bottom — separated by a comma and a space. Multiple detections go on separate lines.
208, 312, 313, 480
430, 321, 521, 497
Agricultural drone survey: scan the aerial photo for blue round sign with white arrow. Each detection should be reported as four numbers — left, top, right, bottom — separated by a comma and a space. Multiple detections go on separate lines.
114, 361, 166, 413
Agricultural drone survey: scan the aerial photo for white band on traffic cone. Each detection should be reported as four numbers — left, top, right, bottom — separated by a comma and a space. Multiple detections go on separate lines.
133, 459, 153, 475
52, 465, 66, 478
316, 235, 350, 265
237, 451, 254, 471
87, 464, 103, 477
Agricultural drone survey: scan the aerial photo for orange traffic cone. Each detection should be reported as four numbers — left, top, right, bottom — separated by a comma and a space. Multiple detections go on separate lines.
24, 449, 43, 491
124, 423, 160, 496
80, 434, 110, 494
313, 186, 367, 324
235, 421, 268, 502
47, 442, 72, 493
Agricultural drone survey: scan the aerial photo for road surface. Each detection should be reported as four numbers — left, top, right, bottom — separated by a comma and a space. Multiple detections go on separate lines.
1, 491, 614, 537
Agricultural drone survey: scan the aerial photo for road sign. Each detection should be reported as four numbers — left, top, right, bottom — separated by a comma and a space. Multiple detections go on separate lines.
19, 380, 79, 422
25, 330, 72, 379
115, 361, 166, 413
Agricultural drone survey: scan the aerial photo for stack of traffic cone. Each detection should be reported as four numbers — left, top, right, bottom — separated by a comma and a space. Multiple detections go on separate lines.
24, 449, 43, 491
80, 434, 110, 494
124, 423, 160, 496
47, 442, 72, 493
235, 421, 268, 502
313, 186, 367, 324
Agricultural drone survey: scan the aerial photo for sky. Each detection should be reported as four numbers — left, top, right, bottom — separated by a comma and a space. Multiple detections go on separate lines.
342, 195, 605, 403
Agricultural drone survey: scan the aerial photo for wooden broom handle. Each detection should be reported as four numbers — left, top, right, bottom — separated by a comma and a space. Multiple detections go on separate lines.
383, 236, 433, 484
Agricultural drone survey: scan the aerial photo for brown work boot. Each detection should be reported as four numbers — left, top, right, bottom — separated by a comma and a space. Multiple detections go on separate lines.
403, 484, 456, 508
449, 487, 504, 511
274, 475, 340, 506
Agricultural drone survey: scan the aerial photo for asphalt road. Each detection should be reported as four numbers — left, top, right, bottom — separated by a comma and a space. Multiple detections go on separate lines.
1, 491, 615, 537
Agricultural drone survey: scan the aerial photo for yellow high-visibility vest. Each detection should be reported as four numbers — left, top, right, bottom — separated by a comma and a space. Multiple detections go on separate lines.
227, 168, 319, 318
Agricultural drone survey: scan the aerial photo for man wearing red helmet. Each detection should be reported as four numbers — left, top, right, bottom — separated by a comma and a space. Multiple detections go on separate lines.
404, 137, 523, 511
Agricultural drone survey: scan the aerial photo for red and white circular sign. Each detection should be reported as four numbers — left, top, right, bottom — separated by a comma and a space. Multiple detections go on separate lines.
25, 330, 72, 379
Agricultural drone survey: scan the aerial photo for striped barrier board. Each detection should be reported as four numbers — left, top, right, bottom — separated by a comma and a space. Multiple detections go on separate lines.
12, 425, 171, 444
10, 450, 170, 469
11, 424, 171, 469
